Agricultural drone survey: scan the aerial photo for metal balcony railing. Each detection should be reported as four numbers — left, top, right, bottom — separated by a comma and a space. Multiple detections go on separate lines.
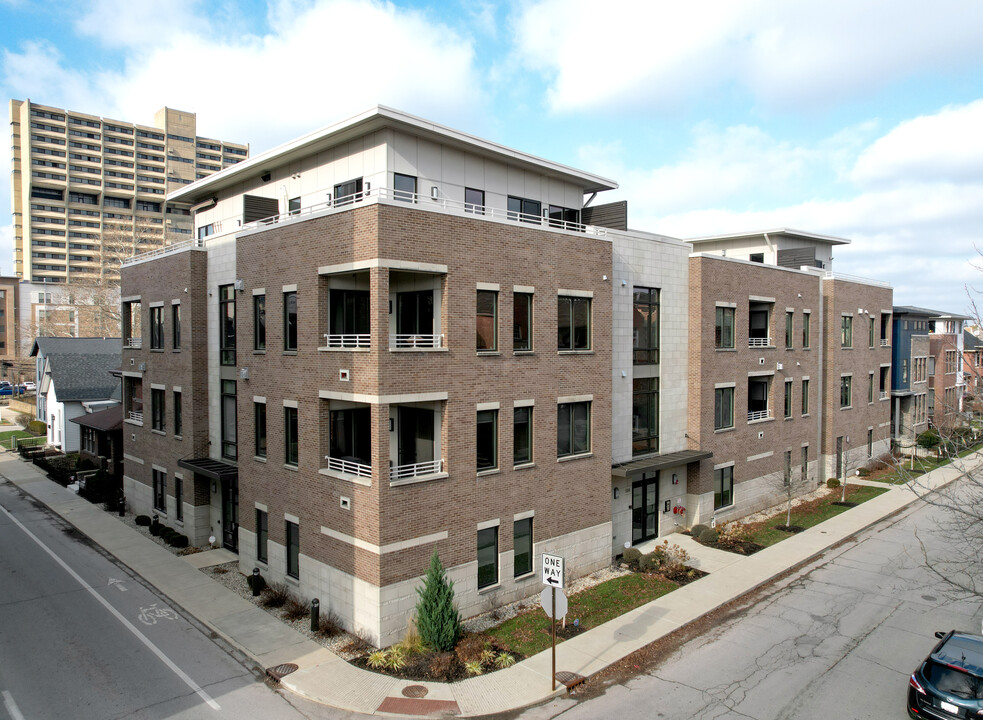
880, 339, 889, 346
322, 333, 370, 349
325, 456, 371, 478
391, 334, 443, 349
880, 391, 888, 400
748, 337, 771, 348
747, 410, 772, 422
390, 459, 442, 481
127, 411, 143, 422
124, 337, 142, 349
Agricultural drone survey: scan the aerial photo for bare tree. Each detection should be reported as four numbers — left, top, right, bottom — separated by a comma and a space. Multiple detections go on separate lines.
772, 451, 809, 529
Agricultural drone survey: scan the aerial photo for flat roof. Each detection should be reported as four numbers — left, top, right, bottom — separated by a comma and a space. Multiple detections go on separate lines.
168, 105, 618, 204
687, 228, 852, 246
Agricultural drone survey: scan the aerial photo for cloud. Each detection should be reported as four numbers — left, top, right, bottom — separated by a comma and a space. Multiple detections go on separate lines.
72, 0, 211, 49
510, 0, 983, 113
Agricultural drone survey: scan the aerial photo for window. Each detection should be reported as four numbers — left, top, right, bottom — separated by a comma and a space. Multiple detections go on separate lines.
514, 518, 533, 577
784, 450, 792, 487
82, 427, 96, 454
867, 429, 873, 457
633, 287, 660, 364
329, 407, 370, 467
784, 380, 793, 419
173, 391, 182, 436
330, 289, 369, 342
869, 316, 876, 347
548, 205, 580, 228
802, 379, 809, 415
283, 291, 297, 351
785, 311, 794, 349
197, 224, 214, 239
714, 467, 733, 509
152, 469, 166, 512
174, 476, 183, 522
151, 388, 165, 431
801, 447, 809, 482
477, 409, 498, 472
286, 520, 299, 579
334, 178, 362, 205
393, 173, 416, 202
802, 312, 811, 348
868, 372, 874, 404
507, 196, 542, 223
513, 406, 532, 466
558, 296, 590, 351
513, 292, 532, 351
254, 402, 267, 458
103, 196, 130, 209
715, 307, 735, 349
476, 290, 497, 351
714, 387, 734, 430
221, 380, 237, 460
171, 304, 181, 349
288, 197, 300, 215
253, 295, 266, 350
149, 306, 163, 349
284, 406, 299, 466
256, 510, 268, 563
477, 526, 498, 589
749, 302, 771, 345
841, 315, 853, 348
632, 378, 659, 455
465, 187, 484, 214
945, 350, 958, 374
749, 253, 764, 263
840, 375, 852, 408
219, 285, 235, 365
557, 401, 590, 457
748, 377, 770, 420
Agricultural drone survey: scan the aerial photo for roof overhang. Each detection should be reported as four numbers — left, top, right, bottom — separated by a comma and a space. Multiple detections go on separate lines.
168, 105, 618, 205
687, 228, 851, 247
177, 457, 238, 481
612, 450, 713, 478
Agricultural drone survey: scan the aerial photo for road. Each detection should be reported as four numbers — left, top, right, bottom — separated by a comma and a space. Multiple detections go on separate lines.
516, 492, 983, 720
0, 479, 353, 720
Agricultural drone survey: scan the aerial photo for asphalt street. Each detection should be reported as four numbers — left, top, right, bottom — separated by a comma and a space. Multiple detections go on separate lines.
516, 492, 983, 720
0, 480, 319, 720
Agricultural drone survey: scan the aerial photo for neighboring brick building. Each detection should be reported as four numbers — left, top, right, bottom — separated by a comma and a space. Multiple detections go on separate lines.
121, 106, 619, 645
891, 306, 934, 449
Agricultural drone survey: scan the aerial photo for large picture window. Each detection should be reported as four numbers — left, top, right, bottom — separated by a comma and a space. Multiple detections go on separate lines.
633, 287, 659, 364
557, 401, 590, 457
632, 378, 659, 455
714, 466, 733, 510
558, 296, 590, 351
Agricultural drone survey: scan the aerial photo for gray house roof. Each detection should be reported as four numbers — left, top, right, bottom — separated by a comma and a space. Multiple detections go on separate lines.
33, 338, 121, 402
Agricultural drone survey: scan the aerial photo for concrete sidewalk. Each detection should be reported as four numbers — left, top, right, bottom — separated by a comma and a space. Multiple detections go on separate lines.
2, 449, 978, 717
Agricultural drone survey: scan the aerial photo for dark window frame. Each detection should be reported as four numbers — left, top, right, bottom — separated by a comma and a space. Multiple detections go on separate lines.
477, 409, 498, 472
476, 290, 498, 352
632, 378, 659, 455
714, 466, 734, 510
151, 388, 165, 431
283, 291, 297, 352
253, 294, 266, 350
221, 379, 237, 460
256, 509, 268, 563
219, 284, 235, 366
284, 406, 299, 466
286, 520, 299, 579
557, 401, 591, 458
633, 287, 660, 364
558, 295, 591, 351
513, 406, 532, 466
254, 402, 267, 459
477, 526, 498, 589
513, 292, 533, 351
514, 518, 533, 578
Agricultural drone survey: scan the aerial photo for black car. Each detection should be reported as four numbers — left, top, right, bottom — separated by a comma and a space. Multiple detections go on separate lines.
909, 630, 983, 718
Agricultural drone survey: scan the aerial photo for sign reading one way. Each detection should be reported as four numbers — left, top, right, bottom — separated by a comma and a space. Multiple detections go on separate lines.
542, 553, 564, 588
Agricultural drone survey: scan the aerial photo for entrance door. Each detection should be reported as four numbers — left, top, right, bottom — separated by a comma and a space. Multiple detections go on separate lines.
221, 476, 239, 552
631, 473, 659, 545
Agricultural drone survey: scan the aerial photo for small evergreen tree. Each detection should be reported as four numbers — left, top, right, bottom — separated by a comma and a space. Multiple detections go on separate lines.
415, 551, 461, 652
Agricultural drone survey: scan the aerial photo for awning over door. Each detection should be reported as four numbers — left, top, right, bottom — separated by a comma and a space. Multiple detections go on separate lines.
611, 449, 712, 478
177, 457, 238, 481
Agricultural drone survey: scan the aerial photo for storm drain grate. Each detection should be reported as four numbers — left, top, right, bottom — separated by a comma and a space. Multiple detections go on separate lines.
401, 685, 429, 698
555, 671, 586, 690
265, 663, 299, 683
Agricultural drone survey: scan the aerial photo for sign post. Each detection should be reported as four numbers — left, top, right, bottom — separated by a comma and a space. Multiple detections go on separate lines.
541, 554, 565, 690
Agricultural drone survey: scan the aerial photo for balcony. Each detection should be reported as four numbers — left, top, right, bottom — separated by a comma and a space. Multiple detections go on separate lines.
880, 391, 888, 400
390, 333, 443, 349
127, 411, 143, 423
747, 410, 772, 422
748, 337, 771, 348
324, 455, 371, 478
124, 337, 142, 349
390, 458, 443, 481
880, 339, 889, 347
323, 333, 369, 349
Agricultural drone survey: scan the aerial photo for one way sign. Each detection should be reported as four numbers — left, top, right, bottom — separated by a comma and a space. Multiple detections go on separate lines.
542, 553, 565, 589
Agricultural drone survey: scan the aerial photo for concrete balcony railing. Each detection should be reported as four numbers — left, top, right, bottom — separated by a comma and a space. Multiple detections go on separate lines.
390, 458, 442, 481
325, 456, 371, 478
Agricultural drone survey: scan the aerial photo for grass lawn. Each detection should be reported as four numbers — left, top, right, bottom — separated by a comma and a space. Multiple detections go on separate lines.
484, 573, 678, 658
747, 484, 889, 547
0, 430, 45, 450
865, 443, 983, 485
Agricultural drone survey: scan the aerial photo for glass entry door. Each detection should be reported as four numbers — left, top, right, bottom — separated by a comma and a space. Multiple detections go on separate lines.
631, 473, 659, 545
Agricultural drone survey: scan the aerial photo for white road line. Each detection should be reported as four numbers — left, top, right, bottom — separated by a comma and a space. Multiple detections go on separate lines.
2, 690, 26, 720
0, 504, 220, 711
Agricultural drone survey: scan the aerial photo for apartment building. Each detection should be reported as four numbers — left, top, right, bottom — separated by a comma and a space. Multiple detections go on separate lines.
121, 106, 621, 645
963, 330, 983, 404
891, 306, 934, 448
685, 230, 892, 525
9, 99, 248, 289
924, 309, 969, 430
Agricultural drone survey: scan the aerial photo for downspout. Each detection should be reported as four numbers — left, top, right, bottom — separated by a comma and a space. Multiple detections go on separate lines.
815, 274, 825, 483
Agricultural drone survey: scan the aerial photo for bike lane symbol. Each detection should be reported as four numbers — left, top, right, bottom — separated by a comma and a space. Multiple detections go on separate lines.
137, 603, 178, 626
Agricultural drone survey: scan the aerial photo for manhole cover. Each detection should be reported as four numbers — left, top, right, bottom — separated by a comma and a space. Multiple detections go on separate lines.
401, 685, 429, 698
266, 663, 299, 682
555, 671, 586, 689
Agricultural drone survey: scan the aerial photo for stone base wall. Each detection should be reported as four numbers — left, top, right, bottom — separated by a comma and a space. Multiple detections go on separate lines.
239, 521, 612, 648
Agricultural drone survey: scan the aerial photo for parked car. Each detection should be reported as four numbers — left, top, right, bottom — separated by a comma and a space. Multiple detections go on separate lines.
0, 385, 24, 396
20, 381, 36, 392
909, 630, 983, 718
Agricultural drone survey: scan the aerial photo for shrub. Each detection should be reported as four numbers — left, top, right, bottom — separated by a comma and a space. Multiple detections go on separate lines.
621, 547, 642, 567
856, 467, 871, 477
464, 660, 484, 676
385, 645, 407, 670
494, 651, 517, 669
455, 634, 487, 665
690, 524, 710, 537
826, 478, 841, 488
283, 597, 308, 621
28, 420, 46, 436
149, 522, 161, 536
367, 650, 388, 670
401, 615, 424, 655
262, 581, 291, 609
415, 552, 461, 652
317, 610, 343, 637
917, 429, 942, 450
76, 457, 96, 470
638, 553, 660, 573
135, 515, 151, 526
656, 540, 690, 576
698, 527, 719, 544
480, 648, 496, 666
160, 527, 177, 540
717, 521, 752, 547
169, 535, 189, 548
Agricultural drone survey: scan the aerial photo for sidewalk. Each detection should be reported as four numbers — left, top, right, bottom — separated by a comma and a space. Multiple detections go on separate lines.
2, 449, 978, 717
